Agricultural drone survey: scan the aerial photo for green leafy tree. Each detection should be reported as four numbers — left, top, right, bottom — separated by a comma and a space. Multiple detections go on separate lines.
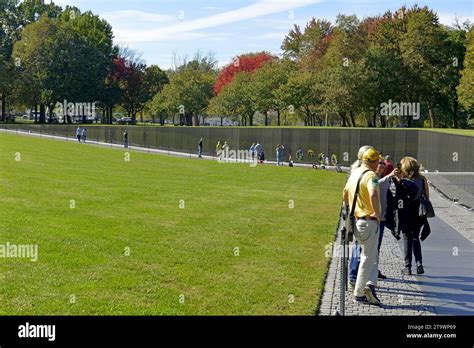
274, 70, 323, 126
282, 18, 333, 70
458, 26, 474, 126
251, 59, 296, 126
154, 63, 215, 126
208, 72, 256, 126
399, 6, 449, 128
319, 14, 368, 127
0, 0, 21, 120
141, 65, 169, 123
12, 18, 59, 123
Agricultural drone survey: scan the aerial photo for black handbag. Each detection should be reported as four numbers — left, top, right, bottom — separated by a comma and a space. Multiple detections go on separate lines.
420, 217, 432, 241
419, 179, 435, 218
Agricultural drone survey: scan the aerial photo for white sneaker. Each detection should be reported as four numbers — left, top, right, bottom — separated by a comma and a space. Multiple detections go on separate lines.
364, 285, 381, 306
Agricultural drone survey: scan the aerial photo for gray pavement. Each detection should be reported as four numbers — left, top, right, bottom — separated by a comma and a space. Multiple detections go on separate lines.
410, 216, 474, 315
426, 173, 474, 208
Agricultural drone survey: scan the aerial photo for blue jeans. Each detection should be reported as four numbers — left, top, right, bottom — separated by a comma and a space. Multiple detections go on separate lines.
350, 221, 385, 283
198, 145, 202, 158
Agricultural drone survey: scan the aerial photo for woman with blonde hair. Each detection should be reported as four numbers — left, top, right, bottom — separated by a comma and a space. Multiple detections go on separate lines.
398, 156, 429, 275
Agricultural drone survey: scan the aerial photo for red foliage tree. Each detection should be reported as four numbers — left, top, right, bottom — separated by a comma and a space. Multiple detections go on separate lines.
213, 52, 274, 95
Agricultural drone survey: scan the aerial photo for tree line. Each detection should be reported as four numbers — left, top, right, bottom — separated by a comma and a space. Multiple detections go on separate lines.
0, 0, 168, 124
1, 1, 473, 128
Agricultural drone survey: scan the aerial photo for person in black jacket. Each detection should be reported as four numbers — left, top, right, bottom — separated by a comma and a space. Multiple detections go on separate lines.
398, 157, 429, 275
386, 158, 428, 275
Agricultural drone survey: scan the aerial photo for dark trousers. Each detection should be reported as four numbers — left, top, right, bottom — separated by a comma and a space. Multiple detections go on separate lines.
402, 219, 423, 269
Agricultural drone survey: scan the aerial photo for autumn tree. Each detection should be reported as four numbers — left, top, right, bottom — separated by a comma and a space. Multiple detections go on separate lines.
213, 52, 274, 95
208, 72, 256, 126
282, 18, 333, 70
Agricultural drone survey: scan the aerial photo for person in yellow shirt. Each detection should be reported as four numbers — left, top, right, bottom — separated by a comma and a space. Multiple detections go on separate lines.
343, 148, 382, 306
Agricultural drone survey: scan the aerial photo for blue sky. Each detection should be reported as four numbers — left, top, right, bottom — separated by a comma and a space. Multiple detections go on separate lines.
53, 0, 474, 69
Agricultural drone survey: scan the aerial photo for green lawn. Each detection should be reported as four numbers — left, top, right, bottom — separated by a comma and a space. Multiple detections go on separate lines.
0, 132, 345, 315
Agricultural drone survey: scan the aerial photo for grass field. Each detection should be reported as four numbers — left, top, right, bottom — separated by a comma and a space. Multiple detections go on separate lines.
0, 132, 346, 315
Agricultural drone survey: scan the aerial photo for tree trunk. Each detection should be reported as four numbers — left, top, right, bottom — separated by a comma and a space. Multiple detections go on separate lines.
340, 112, 348, 127
452, 96, 459, 129
428, 106, 435, 128
34, 104, 38, 123
277, 109, 281, 126
39, 104, 46, 124
265, 111, 268, 126
185, 113, 192, 126
140, 111, 143, 124
1, 94, 6, 122
193, 114, 200, 126
350, 111, 356, 127
249, 114, 253, 126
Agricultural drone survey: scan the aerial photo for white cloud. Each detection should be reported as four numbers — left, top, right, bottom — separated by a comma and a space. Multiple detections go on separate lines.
437, 13, 473, 26
102, 10, 173, 23
114, 0, 323, 43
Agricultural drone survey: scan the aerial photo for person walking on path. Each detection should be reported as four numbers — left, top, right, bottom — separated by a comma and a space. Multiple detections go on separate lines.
81, 128, 87, 143
276, 145, 285, 166
343, 148, 382, 306
349, 157, 395, 284
123, 130, 129, 148
216, 141, 221, 157
76, 127, 82, 143
255, 142, 263, 161
398, 157, 429, 275
349, 145, 375, 287
250, 143, 256, 160
198, 138, 203, 158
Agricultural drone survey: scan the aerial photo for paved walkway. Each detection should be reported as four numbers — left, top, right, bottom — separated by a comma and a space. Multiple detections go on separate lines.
426, 173, 474, 208
320, 183, 474, 316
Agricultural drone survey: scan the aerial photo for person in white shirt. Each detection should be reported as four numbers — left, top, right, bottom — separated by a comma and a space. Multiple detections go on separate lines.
81, 128, 87, 143
76, 127, 82, 143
